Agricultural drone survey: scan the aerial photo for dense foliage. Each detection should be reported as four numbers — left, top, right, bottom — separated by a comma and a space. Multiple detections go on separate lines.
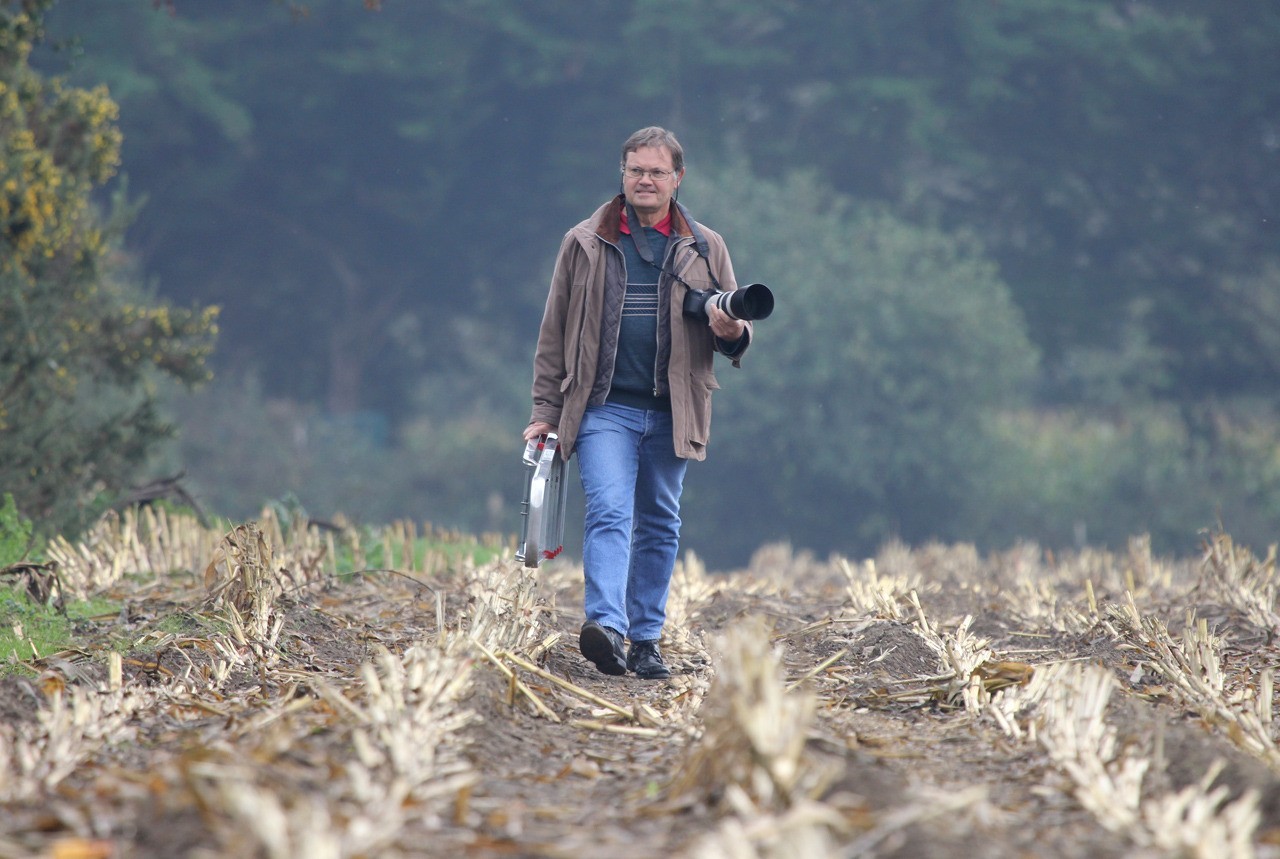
685, 169, 1038, 551
0, 492, 32, 564
0, 0, 217, 536
5, 0, 1277, 563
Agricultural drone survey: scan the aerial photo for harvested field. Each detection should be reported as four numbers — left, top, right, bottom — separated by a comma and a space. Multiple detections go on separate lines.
3, 510, 1280, 858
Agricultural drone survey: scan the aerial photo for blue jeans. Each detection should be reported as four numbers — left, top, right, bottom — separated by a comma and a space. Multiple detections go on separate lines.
575, 402, 688, 642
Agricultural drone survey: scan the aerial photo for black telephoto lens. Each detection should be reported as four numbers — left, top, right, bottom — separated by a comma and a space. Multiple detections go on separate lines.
683, 282, 775, 322
724, 283, 774, 321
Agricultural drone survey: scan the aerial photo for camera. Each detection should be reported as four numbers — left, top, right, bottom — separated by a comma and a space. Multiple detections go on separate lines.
682, 282, 774, 322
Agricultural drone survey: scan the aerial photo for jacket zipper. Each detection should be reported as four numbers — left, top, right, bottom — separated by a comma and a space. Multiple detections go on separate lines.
601, 238, 625, 395
654, 239, 675, 397
653, 242, 663, 396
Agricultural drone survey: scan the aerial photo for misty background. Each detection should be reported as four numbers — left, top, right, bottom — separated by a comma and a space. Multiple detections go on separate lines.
23, 0, 1280, 569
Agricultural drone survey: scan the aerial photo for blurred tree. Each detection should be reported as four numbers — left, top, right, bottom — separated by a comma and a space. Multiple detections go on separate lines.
43, 0, 1277, 414
684, 1, 1279, 404
170, 372, 411, 526
681, 169, 1038, 559
25, 0, 1280, 557
38, 0, 598, 418
0, 0, 217, 535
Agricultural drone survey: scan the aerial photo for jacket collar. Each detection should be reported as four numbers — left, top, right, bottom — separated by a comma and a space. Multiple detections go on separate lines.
594, 194, 693, 244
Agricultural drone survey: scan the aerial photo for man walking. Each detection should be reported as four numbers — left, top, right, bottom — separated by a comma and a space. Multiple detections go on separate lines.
525, 127, 752, 679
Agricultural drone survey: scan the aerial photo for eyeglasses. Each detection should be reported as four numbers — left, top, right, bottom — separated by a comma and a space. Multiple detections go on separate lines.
622, 166, 679, 182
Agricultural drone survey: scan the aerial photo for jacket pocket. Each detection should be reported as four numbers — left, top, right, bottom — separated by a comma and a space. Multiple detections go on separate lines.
692, 370, 720, 390
687, 370, 719, 445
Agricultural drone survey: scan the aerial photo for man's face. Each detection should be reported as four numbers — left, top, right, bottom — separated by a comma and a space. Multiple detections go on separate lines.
622, 145, 683, 220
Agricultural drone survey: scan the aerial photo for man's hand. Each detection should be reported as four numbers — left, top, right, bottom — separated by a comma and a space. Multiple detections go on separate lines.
524, 421, 556, 442
707, 303, 746, 342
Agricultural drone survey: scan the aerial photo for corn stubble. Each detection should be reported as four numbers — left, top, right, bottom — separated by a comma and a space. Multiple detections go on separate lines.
4, 514, 1280, 857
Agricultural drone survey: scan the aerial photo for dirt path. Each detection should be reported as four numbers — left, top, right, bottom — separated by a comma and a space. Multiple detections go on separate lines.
3, 516, 1280, 857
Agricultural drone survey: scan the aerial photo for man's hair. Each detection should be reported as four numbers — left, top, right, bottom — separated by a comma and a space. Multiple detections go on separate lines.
621, 126, 684, 174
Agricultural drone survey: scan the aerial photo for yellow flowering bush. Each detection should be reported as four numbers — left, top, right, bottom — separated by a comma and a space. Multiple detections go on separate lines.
0, 0, 217, 536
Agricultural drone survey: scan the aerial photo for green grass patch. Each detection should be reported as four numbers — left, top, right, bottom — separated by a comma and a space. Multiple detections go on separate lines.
137, 609, 232, 645
331, 530, 506, 577
412, 535, 506, 570
0, 584, 119, 672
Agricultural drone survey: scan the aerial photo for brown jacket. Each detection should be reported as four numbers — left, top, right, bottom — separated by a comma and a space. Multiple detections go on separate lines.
528, 195, 752, 461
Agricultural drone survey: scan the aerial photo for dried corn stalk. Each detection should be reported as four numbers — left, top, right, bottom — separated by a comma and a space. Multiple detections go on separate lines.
203, 781, 345, 859
666, 551, 720, 632
993, 661, 1260, 857
689, 797, 844, 859
1002, 574, 1093, 634
0, 685, 149, 802
663, 551, 720, 662
45, 507, 224, 596
1037, 662, 1149, 832
202, 643, 476, 858
667, 621, 832, 815
1197, 534, 1280, 631
1106, 593, 1280, 768
741, 542, 829, 590
205, 522, 282, 646
343, 644, 476, 798
986, 658, 1063, 741
45, 507, 338, 602
461, 561, 547, 655
256, 505, 332, 589
908, 592, 994, 712
840, 557, 913, 621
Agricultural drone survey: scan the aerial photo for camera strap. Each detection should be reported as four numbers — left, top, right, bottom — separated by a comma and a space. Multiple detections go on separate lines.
675, 201, 721, 291
623, 200, 722, 290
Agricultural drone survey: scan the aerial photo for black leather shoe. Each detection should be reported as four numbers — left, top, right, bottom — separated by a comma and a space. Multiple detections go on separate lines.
627, 639, 671, 680
579, 621, 627, 676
